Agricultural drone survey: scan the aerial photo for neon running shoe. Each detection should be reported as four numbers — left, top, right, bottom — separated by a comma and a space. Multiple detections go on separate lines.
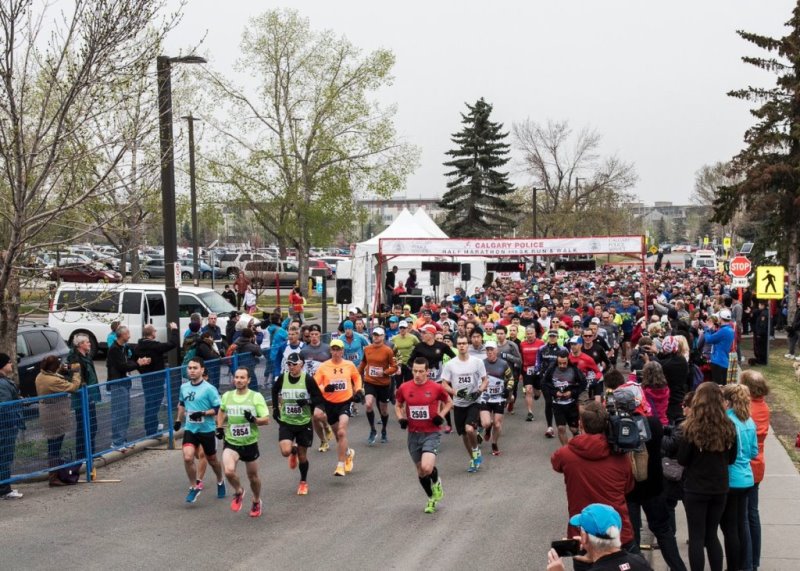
217, 481, 226, 498
249, 500, 262, 518
230, 490, 245, 512
297, 481, 309, 495
325, 425, 335, 441
334, 464, 346, 477
318, 440, 329, 453
288, 447, 298, 470
195, 479, 204, 490
467, 460, 477, 473
185, 487, 201, 503
431, 480, 444, 504
424, 499, 436, 514
367, 429, 377, 446
473, 450, 483, 469
345, 448, 355, 473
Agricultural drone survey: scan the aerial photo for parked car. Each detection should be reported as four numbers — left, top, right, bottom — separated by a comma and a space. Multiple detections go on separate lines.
13, 323, 70, 398
217, 252, 268, 278
139, 259, 223, 280
320, 256, 348, 275
177, 259, 225, 279
309, 258, 334, 279
241, 259, 299, 288
47, 265, 122, 283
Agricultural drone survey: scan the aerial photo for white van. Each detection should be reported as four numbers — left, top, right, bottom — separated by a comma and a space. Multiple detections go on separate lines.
692, 249, 718, 271
49, 283, 236, 355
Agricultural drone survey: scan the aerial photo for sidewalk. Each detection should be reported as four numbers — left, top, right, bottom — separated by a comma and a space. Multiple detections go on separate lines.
646, 431, 799, 570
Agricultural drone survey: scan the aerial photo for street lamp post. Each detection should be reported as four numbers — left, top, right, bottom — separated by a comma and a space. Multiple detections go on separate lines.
157, 54, 206, 366
182, 114, 200, 286
531, 186, 541, 270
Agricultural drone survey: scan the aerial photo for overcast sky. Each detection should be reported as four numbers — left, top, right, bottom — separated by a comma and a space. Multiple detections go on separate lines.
164, 0, 795, 206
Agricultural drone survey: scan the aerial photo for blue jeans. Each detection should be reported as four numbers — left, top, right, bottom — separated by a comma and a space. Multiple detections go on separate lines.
0, 427, 18, 495
744, 483, 760, 569
110, 384, 131, 447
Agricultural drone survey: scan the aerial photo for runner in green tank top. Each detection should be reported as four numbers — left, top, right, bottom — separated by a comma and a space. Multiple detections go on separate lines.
271, 353, 325, 495
216, 367, 270, 517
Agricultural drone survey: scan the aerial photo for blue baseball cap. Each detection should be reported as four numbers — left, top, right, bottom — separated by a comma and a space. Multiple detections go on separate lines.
389, 316, 399, 323
343, 321, 354, 330
569, 504, 622, 539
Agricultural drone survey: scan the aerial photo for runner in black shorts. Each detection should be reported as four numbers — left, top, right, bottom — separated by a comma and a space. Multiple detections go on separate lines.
272, 353, 325, 495
541, 349, 587, 446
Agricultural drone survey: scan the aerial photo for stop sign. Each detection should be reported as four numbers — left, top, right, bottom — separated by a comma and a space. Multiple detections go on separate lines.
729, 255, 752, 278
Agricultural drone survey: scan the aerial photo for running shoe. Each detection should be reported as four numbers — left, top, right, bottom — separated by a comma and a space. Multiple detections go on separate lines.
380, 432, 388, 444
249, 500, 262, 518
185, 487, 201, 503
473, 449, 483, 469
526, 412, 534, 422
288, 448, 298, 470
217, 481, 226, 498
467, 460, 477, 473
1, 489, 23, 499
785, 353, 795, 359
334, 464, 346, 477
325, 425, 335, 442
195, 479, 204, 490
545, 427, 555, 438
424, 499, 436, 514
318, 439, 330, 453
230, 490, 245, 512
367, 429, 377, 446
492, 449, 502, 456
431, 480, 444, 504
444, 425, 452, 434
297, 481, 309, 495
624, 361, 631, 370
345, 448, 355, 473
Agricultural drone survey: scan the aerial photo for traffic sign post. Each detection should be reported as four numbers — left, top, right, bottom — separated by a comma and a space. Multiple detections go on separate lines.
732, 277, 749, 288
755, 266, 784, 300
729, 255, 752, 278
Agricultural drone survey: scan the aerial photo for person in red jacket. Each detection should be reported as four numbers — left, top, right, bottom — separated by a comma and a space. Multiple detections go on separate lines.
567, 336, 603, 401
740, 370, 770, 571
551, 401, 635, 569
289, 286, 306, 324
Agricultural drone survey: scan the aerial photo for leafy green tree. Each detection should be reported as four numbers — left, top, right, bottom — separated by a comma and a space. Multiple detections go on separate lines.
715, 4, 800, 321
439, 98, 515, 237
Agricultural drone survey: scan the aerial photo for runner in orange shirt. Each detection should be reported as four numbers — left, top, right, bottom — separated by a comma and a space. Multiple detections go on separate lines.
313, 339, 363, 477
358, 327, 398, 445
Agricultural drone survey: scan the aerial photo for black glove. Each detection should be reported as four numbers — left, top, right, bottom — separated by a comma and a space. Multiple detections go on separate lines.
296, 398, 308, 408
189, 411, 204, 421
500, 352, 508, 360
243, 410, 255, 423
432, 415, 444, 426
324, 384, 336, 393
215, 427, 225, 440
469, 390, 482, 401
272, 406, 281, 420
456, 388, 468, 399
398, 418, 408, 430
352, 390, 364, 404
173, 421, 182, 432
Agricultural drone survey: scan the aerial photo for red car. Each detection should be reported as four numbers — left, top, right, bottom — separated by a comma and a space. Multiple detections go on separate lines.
47, 265, 122, 283
309, 259, 334, 279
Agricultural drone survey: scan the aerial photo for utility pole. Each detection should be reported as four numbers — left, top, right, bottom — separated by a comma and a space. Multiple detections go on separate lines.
183, 114, 200, 286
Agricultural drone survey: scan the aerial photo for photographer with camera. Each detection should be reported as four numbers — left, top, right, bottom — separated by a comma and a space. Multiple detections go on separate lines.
551, 401, 635, 571
546, 504, 653, 571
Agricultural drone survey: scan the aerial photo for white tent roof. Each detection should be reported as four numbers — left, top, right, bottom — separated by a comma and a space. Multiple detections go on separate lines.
412, 207, 448, 238
362, 208, 436, 245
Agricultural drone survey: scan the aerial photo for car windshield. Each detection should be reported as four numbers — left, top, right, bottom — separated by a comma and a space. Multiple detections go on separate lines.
198, 291, 235, 316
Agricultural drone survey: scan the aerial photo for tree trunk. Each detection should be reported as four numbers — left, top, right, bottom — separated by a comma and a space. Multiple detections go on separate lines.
788, 224, 798, 326
0, 262, 21, 379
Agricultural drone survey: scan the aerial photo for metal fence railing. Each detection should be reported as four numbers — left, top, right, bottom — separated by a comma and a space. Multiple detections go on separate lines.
0, 353, 262, 489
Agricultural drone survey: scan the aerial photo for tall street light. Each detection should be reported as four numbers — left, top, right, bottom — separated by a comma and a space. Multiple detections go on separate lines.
182, 114, 201, 287
157, 54, 206, 366
531, 186, 541, 270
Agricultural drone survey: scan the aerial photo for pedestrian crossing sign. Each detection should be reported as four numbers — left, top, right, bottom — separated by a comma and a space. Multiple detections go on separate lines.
755, 266, 784, 300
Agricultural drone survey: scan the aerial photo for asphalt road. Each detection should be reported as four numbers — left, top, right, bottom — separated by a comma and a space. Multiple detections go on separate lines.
1, 403, 584, 571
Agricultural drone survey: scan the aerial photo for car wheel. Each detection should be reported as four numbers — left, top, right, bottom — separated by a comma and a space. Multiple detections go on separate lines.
141, 271, 151, 280
181, 271, 192, 280
227, 268, 239, 279
202, 271, 211, 280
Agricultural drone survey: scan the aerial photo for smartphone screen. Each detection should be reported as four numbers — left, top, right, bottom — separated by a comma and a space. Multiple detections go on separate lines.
551, 539, 582, 557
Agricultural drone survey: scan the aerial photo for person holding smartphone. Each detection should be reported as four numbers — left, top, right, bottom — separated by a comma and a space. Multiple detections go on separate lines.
546, 503, 652, 571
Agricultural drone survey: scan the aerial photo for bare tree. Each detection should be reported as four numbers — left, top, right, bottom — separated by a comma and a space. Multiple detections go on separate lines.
693, 162, 745, 241
0, 0, 182, 358
512, 120, 638, 237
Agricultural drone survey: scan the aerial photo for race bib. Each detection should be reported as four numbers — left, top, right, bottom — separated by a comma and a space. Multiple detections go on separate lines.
457, 375, 473, 387
586, 371, 596, 382
488, 386, 502, 395
427, 368, 439, 380
368, 366, 384, 377
331, 380, 348, 391
409, 405, 430, 420
346, 353, 359, 362
187, 412, 204, 423
526, 366, 535, 375
284, 404, 303, 416
230, 424, 251, 438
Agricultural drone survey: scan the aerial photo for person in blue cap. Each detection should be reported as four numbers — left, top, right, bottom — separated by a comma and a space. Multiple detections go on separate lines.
546, 503, 652, 571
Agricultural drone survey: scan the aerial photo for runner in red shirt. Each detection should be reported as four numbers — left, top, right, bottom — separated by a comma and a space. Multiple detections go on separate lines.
395, 356, 453, 514
520, 325, 545, 421
567, 336, 604, 401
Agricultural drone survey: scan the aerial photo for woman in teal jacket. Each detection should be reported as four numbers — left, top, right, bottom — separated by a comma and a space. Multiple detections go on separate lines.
720, 384, 759, 571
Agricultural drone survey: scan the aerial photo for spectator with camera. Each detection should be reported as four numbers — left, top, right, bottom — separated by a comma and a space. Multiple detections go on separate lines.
546, 503, 652, 571
35, 356, 82, 487
551, 401, 635, 570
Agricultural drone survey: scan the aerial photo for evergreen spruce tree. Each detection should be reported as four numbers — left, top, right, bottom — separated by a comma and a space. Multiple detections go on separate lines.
438, 98, 515, 237
715, 3, 800, 322
656, 218, 669, 244
672, 217, 687, 243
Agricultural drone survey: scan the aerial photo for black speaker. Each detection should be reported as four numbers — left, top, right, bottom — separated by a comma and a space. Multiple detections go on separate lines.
461, 263, 471, 281
335, 279, 352, 305
430, 271, 440, 286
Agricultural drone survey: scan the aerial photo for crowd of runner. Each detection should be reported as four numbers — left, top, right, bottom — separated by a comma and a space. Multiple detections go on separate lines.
171, 264, 778, 570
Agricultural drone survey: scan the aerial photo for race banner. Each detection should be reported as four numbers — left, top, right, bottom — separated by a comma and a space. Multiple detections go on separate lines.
379, 236, 644, 257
